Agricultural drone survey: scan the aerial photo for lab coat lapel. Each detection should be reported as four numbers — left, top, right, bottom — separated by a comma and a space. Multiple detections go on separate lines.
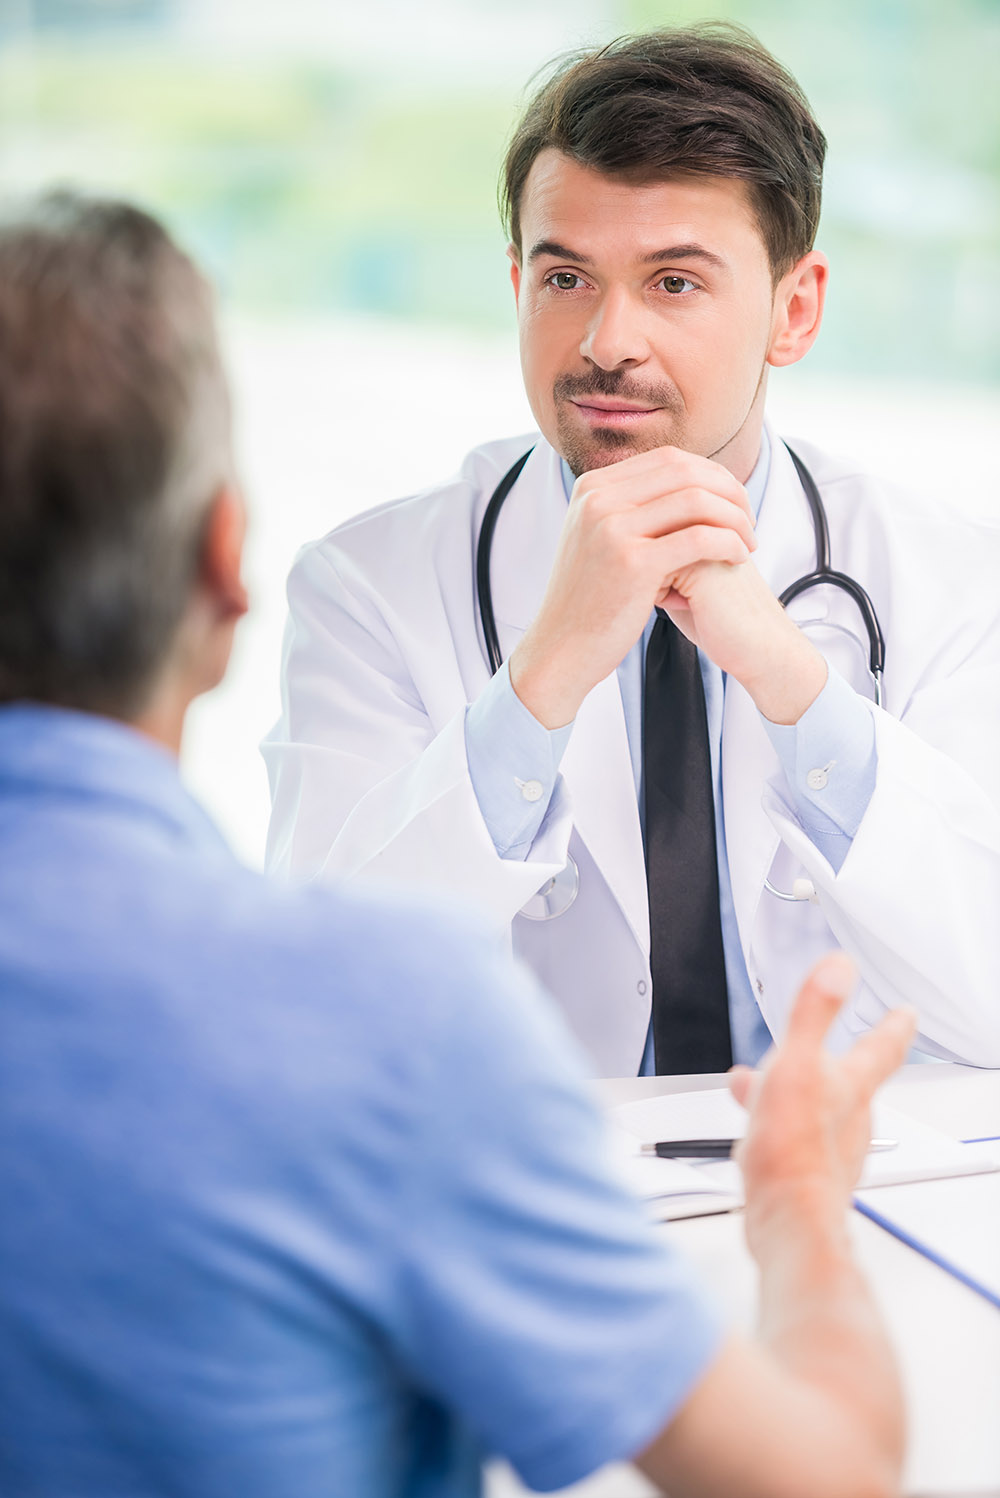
488, 438, 650, 956
723, 429, 825, 955
560, 672, 650, 955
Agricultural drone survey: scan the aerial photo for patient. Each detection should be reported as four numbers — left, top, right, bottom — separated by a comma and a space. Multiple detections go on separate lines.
0, 190, 914, 1498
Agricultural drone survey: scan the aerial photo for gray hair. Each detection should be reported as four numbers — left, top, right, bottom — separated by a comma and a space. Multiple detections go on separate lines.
0, 189, 232, 716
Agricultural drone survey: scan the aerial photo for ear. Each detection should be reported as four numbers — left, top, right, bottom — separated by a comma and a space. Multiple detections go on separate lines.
199, 483, 249, 625
507, 243, 522, 307
767, 250, 828, 369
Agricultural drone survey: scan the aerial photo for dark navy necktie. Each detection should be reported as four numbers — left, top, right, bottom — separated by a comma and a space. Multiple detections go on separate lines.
642, 612, 733, 1074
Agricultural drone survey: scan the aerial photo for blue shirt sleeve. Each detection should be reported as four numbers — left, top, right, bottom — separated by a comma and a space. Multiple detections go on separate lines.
386, 937, 724, 1492
760, 666, 877, 873
465, 662, 573, 859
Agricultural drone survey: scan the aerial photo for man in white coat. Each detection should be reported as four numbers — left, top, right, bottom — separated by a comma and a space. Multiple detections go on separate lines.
264, 24, 1000, 1076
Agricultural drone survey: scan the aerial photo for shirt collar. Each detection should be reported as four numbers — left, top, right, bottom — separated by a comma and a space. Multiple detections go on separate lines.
558, 425, 771, 518
743, 425, 770, 520
0, 702, 230, 856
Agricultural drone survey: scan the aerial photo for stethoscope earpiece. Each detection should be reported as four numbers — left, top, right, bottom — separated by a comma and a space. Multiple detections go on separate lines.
764, 875, 818, 904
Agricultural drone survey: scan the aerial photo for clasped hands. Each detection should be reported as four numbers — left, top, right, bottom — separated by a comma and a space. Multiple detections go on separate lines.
509, 445, 828, 730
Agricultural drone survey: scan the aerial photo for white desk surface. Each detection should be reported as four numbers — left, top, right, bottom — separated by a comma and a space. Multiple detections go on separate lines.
487, 1064, 1000, 1498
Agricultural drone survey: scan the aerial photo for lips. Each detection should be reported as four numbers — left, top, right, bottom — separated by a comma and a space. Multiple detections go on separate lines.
574, 400, 658, 412
570, 399, 662, 425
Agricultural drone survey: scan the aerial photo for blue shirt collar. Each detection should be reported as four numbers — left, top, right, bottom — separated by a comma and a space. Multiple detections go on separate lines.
558, 426, 771, 517
0, 703, 229, 855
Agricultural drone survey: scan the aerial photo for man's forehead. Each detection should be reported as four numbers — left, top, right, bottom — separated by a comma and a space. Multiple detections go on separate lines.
517, 150, 761, 261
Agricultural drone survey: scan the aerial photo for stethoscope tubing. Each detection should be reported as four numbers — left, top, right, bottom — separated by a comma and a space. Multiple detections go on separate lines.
780, 446, 885, 695
476, 448, 532, 677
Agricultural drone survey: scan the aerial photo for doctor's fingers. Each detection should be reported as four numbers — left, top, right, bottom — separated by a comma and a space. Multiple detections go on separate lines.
839, 1007, 918, 1104
572, 449, 754, 522
623, 487, 758, 552
644, 524, 753, 581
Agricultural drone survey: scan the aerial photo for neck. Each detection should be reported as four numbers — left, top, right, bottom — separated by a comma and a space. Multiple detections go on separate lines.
130, 661, 195, 758
131, 705, 185, 758
710, 371, 768, 484
128, 604, 234, 758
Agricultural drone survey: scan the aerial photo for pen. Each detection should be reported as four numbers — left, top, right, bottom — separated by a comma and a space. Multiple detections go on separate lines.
639, 1138, 898, 1159
641, 1139, 734, 1159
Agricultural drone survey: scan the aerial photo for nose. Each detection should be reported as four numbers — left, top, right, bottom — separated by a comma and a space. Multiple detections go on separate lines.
579, 285, 651, 369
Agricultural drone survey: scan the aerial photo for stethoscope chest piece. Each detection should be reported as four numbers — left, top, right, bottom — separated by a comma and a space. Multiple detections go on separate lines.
518, 856, 580, 921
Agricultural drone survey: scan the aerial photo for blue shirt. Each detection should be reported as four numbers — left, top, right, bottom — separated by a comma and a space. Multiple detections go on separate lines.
465, 433, 877, 1069
0, 704, 723, 1498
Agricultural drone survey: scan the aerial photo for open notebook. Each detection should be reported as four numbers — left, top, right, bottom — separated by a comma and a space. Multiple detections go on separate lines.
606, 1132, 742, 1221
607, 1089, 1000, 1223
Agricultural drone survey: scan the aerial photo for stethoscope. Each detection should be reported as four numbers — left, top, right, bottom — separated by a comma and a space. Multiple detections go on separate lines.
476, 443, 885, 916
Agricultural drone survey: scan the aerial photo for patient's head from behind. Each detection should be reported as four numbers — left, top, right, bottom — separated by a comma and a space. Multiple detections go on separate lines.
0, 190, 245, 738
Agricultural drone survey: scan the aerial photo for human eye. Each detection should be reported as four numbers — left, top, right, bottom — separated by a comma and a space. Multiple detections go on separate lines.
545, 270, 587, 292
655, 274, 698, 295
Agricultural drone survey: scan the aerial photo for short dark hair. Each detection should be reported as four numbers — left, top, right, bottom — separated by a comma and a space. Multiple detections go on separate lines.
0, 190, 230, 717
501, 23, 826, 279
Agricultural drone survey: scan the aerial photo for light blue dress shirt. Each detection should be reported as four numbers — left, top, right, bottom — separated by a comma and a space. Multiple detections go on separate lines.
0, 703, 724, 1498
465, 431, 878, 1069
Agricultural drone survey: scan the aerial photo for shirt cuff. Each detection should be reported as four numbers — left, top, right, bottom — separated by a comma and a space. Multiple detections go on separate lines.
465, 661, 574, 860
761, 667, 877, 870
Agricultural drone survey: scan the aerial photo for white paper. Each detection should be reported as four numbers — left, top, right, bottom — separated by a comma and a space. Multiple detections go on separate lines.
612, 1089, 747, 1146
855, 1174, 1000, 1301
609, 1092, 1000, 1192
605, 1121, 742, 1220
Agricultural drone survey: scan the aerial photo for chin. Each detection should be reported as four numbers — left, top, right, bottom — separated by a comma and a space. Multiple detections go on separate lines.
557, 423, 674, 479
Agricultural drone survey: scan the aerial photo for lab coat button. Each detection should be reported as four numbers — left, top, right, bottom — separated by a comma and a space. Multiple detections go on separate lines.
519, 778, 543, 802
806, 767, 829, 790
637, 980, 648, 996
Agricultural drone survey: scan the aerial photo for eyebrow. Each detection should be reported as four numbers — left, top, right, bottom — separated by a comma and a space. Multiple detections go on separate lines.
527, 239, 728, 272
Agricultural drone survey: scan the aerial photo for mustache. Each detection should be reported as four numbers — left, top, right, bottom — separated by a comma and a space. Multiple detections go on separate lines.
553, 369, 682, 410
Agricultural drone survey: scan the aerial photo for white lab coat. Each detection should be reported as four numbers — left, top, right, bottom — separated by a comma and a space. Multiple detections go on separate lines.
263, 427, 1000, 1075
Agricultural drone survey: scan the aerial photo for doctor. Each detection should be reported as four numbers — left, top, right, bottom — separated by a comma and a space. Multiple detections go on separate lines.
264, 24, 1000, 1076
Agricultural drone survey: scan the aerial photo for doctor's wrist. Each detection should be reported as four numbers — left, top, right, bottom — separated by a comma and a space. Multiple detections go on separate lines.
741, 632, 828, 727
508, 638, 586, 730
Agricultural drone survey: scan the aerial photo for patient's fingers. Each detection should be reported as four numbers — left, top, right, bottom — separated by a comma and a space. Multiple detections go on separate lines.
782, 952, 858, 1050
843, 1007, 917, 1100
728, 1064, 757, 1110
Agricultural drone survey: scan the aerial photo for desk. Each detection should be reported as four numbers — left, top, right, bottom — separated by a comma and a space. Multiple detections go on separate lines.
486, 1064, 1000, 1498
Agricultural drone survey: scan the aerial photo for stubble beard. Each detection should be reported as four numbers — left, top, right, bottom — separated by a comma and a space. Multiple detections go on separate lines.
554, 355, 771, 478
556, 412, 687, 478
551, 368, 686, 478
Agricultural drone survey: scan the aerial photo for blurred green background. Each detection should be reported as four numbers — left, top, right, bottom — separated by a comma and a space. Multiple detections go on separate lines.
2, 0, 996, 863
2, 0, 998, 382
